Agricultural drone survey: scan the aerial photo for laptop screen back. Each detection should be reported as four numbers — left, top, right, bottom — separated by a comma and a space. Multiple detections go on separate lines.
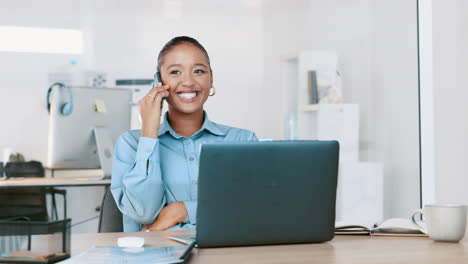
196, 140, 339, 248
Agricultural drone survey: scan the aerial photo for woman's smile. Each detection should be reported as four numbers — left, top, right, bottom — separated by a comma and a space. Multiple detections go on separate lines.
176, 91, 200, 102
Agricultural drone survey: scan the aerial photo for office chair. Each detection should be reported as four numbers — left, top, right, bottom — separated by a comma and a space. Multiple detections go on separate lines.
0, 188, 49, 221
0, 161, 67, 221
98, 186, 123, 232
0, 164, 67, 253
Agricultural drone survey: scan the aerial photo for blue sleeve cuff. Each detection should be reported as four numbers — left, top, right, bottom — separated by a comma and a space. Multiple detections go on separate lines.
183, 201, 197, 225
248, 131, 258, 141
136, 137, 159, 162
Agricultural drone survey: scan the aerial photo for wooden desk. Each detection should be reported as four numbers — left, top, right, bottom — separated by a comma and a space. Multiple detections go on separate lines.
58, 230, 468, 263
0, 177, 110, 188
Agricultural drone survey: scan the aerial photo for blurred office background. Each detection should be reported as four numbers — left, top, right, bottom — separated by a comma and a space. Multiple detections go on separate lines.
0, 0, 467, 233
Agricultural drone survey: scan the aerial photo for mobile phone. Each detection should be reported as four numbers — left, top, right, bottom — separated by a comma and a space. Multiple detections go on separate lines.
154, 72, 166, 105
155, 71, 162, 84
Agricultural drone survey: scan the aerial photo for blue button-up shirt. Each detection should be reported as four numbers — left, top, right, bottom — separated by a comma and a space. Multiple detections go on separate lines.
111, 112, 257, 232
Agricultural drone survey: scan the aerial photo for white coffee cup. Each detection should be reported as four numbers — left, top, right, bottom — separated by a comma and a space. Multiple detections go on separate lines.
412, 204, 467, 242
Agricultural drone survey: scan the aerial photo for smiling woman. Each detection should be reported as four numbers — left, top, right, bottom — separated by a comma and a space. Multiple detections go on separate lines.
156, 37, 213, 125
110, 36, 258, 232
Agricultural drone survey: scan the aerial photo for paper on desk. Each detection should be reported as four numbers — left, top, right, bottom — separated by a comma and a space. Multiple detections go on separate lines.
336, 218, 428, 234
60, 246, 187, 264
378, 218, 427, 233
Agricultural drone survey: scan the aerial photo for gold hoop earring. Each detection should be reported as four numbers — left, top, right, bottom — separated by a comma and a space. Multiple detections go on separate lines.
209, 86, 216, 96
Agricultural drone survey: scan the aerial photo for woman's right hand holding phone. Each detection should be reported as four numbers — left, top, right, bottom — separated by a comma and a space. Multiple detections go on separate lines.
139, 82, 169, 138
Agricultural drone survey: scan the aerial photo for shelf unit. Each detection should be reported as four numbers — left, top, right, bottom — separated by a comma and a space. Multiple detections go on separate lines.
280, 51, 384, 226
299, 104, 320, 112
281, 50, 341, 140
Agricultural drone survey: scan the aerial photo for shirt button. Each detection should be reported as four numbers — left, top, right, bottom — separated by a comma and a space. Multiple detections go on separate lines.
184, 140, 191, 145
189, 157, 194, 161
192, 180, 198, 184
146, 148, 152, 153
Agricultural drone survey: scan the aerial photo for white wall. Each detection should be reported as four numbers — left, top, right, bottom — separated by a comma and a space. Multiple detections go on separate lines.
0, 0, 83, 163
260, 1, 306, 139
369, 0, 420, 218
262, 0, 420, 218
432, 0, 468, 204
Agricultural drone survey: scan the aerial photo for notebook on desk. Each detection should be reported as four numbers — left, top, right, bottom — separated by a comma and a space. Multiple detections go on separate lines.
192, 141, 340, 248
335, 218, 428, 237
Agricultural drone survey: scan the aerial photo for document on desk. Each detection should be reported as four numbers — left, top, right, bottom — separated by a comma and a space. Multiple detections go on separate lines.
335, 218, 427, 237
60, 245, 192, 264
167, 235, 195, 245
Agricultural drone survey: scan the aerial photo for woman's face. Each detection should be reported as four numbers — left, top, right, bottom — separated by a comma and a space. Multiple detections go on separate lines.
160, 43, 213, 115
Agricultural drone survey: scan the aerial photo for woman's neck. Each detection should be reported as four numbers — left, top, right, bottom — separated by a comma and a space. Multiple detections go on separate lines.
167, 109, 204, 138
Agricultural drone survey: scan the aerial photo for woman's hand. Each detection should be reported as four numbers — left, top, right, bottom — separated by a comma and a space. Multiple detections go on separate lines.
139, 82, 170, 138
141, 202, 188, 232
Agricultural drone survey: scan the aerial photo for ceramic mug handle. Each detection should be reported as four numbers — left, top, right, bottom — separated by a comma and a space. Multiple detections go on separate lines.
411, 208, 425, 230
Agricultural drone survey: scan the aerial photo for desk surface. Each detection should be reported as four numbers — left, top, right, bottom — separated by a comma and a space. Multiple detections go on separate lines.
58, 230, 468, 263
0, 177, 111, 188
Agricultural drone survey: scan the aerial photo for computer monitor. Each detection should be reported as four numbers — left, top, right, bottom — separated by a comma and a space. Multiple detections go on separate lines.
47, 86, 132, 178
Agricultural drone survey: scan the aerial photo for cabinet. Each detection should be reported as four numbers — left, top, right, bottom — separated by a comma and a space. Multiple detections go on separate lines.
281, 51, 383, 226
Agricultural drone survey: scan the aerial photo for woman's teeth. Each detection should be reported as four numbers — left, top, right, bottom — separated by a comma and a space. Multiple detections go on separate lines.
178, 92, 197, 100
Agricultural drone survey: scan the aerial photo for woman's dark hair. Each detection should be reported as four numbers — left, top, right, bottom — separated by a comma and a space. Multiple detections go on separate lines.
157, 36, 211, 72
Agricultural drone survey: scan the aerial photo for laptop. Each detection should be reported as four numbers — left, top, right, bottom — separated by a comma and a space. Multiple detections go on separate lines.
193, 140, 340, 248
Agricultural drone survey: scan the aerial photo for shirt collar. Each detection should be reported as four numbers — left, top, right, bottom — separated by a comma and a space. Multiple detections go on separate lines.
158, 111, 226, 138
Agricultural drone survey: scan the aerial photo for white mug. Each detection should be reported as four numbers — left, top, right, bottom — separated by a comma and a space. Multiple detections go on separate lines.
412, 204, 467, 242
